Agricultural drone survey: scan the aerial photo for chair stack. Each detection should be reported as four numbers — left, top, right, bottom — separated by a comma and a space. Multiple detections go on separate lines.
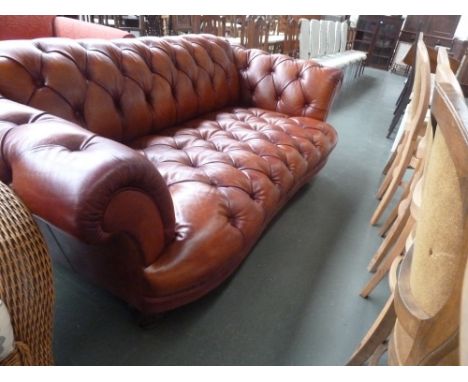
348, 34, 468, 365
299, 19, 367, 82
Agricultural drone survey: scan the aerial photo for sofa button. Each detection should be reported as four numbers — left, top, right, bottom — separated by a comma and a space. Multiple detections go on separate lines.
36, 78, 45, 87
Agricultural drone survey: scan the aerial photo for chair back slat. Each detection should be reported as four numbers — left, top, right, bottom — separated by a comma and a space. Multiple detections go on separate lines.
340, 21, 348, 52
299, 18, 310, 60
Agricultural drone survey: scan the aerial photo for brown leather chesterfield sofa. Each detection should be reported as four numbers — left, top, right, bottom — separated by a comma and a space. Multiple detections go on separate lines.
0, 34, 342, 315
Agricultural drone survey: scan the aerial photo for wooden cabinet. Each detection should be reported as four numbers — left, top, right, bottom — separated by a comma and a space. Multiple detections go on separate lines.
399, 15, 461, 48
353, 15, 404, 70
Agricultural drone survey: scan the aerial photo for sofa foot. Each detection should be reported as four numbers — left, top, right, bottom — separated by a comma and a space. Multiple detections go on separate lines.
136, 312, 166, 329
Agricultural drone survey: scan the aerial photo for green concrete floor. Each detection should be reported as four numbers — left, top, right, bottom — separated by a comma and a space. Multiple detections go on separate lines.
52, 67, 406, 365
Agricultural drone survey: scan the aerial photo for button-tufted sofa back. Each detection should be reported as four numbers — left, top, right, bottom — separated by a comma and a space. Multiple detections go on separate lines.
0, 34, 241, 142
233, 46, 341, 122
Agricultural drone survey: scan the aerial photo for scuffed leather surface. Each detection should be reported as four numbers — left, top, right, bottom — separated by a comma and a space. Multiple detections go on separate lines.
233, 46, 343, 121
0, 35, 341, 313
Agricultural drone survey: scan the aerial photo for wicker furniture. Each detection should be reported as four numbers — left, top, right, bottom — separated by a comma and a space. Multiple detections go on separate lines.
0, 182, 54, 366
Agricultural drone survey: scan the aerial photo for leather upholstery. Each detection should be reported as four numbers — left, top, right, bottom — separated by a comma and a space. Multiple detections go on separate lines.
0, 16, 133, 40
233, 47, 342, 121
0, 35, 342, 313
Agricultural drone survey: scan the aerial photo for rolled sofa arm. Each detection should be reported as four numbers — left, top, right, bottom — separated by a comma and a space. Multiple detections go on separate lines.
0, 98, 175, 266
232, 46, 343, 121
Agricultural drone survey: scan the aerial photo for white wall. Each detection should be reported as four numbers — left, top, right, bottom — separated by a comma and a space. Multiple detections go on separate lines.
455, 15, 468, 39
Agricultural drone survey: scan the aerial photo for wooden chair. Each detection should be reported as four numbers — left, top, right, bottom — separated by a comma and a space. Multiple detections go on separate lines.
360, 122, 431, 298
388, 53, 468, 366
370, 35, 431, 226
242, 16, 270, 51
348, 47, 464, 366
224, 15, 245, 38
347, 166, 426, 364
170, 15, 195, 35
199, 15, 226, 37
267, 15, 280, 36
282, 18, 299, 58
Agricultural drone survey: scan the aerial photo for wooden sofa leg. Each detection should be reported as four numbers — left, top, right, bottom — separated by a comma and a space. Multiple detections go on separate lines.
346, 294, 396, 365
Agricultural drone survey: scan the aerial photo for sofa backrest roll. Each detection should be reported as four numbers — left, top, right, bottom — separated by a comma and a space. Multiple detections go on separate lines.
0, 34, 241, 142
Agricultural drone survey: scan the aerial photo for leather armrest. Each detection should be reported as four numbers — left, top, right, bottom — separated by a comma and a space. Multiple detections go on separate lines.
232, 46, 343, 121
0, 98, 175, 267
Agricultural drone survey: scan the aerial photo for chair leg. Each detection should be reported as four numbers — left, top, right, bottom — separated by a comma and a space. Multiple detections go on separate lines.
376, 169, 396, 201
370, 184, 396, 226
368, 341, 389, 366
382, 149, 398, 176
371, 152, 411, 226
361, 217, 414, 298
376, 144, 405, 200
379, 166, 415, 238
346, 294, 396, 366
367, 207, 409, 273
379, 202, 399, 238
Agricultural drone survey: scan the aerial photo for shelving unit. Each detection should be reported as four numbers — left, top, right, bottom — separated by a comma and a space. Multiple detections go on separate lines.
353, 15, 404, 70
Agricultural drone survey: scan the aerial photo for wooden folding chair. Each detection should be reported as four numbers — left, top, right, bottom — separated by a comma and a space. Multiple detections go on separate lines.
361, 122, 432, 297
370, 34, 431, 226
348, 130, 431, 364
388, 59, 468, 366
347, 47, 459, 365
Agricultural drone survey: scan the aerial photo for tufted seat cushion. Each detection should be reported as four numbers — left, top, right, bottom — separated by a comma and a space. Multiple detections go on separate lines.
0, 34, 342, 314
131, 107, 337, 298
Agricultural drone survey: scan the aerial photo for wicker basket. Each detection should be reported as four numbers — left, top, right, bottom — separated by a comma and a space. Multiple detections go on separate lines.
0, 181, 54, 366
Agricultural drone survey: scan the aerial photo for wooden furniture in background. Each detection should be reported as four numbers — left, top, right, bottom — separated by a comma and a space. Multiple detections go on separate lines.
399, 15, 461, 48
241, 16, 270, 51
353, 15, 404, 70
170, 15, 196, 34
282, 18, 300, 57
199, 15, 226, 36
403, 43, 461, 74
